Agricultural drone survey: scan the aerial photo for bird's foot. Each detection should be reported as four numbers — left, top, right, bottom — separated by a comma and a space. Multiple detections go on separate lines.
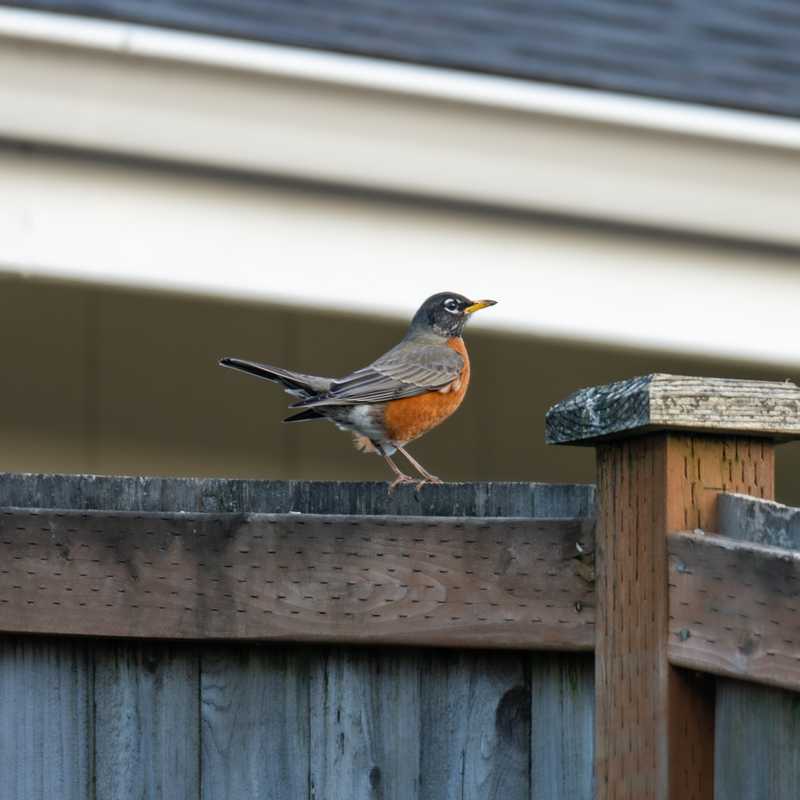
414, 475, 443, 492
388, 473, 418, 494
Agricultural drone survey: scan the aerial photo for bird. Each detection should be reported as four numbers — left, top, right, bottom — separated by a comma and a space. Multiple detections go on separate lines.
219, 292, 497, 491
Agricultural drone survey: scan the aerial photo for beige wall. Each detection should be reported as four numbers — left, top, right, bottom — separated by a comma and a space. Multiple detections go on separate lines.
2, 274, 798, 505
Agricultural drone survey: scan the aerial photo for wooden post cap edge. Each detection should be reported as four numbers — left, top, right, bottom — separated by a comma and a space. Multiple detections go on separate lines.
545, 373, 800, 446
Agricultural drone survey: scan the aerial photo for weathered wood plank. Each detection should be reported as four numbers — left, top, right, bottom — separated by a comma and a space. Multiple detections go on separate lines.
715, 491, 800, 800
0, 636, 93, 800
94, 642, 200, 800
0, 510, 595, 650
546, 374, 800, 445
714, 680, 800, 800
310, 647, 421, 800
419, 650, 530, 800
0, 474, 595, 518
667, 531, 800, 691
718, 492, 800, 550
201, 645, 310, 800
530, 653, 594, 800
530, 467, 597, 799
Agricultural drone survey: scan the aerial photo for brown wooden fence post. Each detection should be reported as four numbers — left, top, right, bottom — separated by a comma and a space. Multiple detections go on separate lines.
546, 374, 800, 800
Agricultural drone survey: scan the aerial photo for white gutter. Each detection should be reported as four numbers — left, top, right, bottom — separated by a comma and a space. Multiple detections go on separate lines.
4, 147, 800, 368
1, 7, 800, 246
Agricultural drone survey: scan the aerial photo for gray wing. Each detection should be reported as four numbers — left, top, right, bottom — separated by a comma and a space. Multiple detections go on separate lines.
289, 342, 463, 407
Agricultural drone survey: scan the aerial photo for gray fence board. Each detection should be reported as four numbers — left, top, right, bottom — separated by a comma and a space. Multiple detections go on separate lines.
530, 653, 594, 800
310, 648, 421, 800
95, 642, 200, 800
718, 492, 800, 550
714, 681, 800, 800
419, 651, 529, 800
201, 645, 311, 800
0, 637, 93, 800
715, 492, 800, 800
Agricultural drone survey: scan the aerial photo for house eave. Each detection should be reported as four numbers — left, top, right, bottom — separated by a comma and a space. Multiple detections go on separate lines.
1, 6, 800, 247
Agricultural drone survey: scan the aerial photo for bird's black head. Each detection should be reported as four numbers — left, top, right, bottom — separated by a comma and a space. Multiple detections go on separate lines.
408, 292, 497, 338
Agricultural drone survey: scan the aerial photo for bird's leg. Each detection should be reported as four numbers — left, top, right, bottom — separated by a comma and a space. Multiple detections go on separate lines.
395, 445, 443, 489
379, 446, 417, 494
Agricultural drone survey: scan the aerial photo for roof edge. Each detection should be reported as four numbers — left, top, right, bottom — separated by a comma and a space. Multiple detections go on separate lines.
2, 7, 800, 246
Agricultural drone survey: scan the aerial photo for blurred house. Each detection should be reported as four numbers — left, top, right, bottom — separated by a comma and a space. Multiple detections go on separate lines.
2, 1, 799, 500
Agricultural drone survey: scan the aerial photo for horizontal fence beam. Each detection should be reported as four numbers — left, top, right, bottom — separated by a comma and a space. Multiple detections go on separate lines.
5, 506, 800, 692
668, 531, 800, 692
0, 508, 596, 650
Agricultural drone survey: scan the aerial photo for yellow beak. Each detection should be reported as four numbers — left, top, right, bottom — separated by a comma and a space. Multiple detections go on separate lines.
464, 299, 498, 314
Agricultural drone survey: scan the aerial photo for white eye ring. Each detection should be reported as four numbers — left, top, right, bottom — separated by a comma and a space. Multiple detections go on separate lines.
443, 298, 459, 314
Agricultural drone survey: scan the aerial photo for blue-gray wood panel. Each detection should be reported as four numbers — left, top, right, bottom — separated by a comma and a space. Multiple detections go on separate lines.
94, 642, 200, 800
0, 638, 93, 800
0, 476, 595, 800
5, 0, 800, 118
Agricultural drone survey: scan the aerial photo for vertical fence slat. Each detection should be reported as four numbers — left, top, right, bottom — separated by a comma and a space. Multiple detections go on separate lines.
310, 648, 421, 800
715, 493, 800, 800
201, 645, 311, 800
714, 680, 800, 800
95, 642, 200, 800
530, 653, 594, 800
532, 465, 596, 800
0, 637, 93, 800
419, 651, 530, 800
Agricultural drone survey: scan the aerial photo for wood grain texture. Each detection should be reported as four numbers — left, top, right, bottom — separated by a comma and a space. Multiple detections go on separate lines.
714, 680, 800, 800
0, 509, 595, 650
94, 642, 200, 800
666, 437, 774, 532
546, 374, 800, 445
0, 636, 93, 800
310, 648, 421, 800
419, 650, 530, 800
201, 645, 311, 800
715, 490, 800, 800
595, 434, 719, 800
668, 532, 800, 691
530, 652, 594, 800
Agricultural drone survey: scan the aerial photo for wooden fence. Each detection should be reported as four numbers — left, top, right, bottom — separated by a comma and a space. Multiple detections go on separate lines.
1, 373, 799, 800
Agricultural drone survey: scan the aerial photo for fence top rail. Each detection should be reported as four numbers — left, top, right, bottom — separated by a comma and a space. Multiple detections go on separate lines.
719, 492, 800, 550
0, 474, 596, 519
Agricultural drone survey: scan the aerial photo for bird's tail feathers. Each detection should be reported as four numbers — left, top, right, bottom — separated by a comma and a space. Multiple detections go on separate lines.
283, 409, 325, 423
219, 357, 332, 398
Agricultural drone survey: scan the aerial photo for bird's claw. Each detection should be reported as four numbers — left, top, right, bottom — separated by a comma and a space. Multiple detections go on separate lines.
388, 474, 417, 494
414, 475, 443, 492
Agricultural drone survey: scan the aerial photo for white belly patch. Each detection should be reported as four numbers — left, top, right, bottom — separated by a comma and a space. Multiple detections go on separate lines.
331, 404, 387, 442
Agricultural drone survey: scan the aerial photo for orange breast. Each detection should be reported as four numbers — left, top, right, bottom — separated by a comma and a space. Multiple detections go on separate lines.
382, 337, 471, 445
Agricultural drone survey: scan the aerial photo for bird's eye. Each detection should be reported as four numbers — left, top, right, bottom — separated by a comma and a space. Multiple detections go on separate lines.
443, 298, 459, 314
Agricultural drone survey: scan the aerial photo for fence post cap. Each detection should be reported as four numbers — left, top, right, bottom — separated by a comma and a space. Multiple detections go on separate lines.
545, 373, 800, 445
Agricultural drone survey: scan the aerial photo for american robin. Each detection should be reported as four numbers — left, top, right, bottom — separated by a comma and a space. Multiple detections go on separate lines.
220, 292, 497, 491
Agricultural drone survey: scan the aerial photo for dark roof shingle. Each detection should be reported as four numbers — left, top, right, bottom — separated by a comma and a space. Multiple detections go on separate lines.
6, 0, 800, 118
